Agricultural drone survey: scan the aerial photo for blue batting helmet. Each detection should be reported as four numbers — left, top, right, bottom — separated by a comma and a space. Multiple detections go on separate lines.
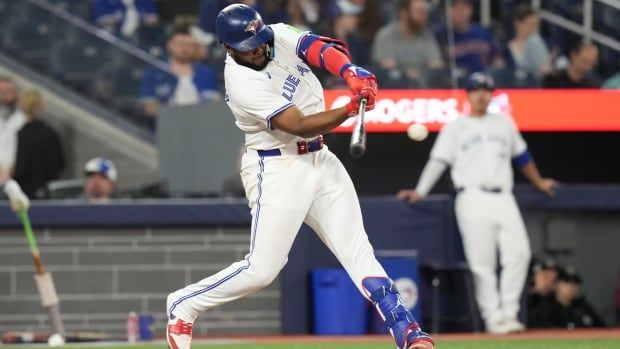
465, 72, 495, 91
215, 4, 274, 52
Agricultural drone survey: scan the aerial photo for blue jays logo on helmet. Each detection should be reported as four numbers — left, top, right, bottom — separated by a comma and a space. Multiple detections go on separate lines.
216, 4, 274, 52
244, 20, 260, 34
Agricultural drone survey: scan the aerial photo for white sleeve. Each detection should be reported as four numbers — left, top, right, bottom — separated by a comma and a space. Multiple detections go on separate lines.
415, 158, 448, 197
429, 123, 457, 164
228, 78, 294, 130
270, 23, 310, 57
508, 115, 528, 156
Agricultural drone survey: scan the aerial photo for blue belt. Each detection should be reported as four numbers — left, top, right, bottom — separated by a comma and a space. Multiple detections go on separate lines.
257, 136, 324, 157
456, 186, 503, 194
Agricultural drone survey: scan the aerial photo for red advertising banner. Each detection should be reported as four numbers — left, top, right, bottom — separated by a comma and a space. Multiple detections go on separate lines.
325, 89, 620, 132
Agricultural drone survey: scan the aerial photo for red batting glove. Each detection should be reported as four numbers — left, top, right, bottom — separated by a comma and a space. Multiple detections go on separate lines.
342, 65, 378, 107
345, 93, 375, 117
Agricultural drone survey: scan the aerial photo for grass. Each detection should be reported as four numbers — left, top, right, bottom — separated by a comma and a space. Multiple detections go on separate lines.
10, 340, 620, 349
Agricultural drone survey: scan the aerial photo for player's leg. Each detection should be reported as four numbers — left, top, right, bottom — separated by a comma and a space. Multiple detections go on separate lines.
454, 191, 504, 333
304, 150, 433, 349
166, 154, 318, 349
497, 194, 531, 331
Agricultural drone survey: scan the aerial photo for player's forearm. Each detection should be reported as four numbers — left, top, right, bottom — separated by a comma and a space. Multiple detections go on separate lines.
297, 107, 349, 138
298, 34, 351, 77
520, 161, 545, 187
414, 158, 447, 196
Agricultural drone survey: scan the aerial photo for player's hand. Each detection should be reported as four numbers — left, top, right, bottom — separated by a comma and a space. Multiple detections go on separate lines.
343, 65, 377, 107
345, 93, 374, 117
396, 189, 423, 204
3, 179, 30, 212
535, 178, 559, 197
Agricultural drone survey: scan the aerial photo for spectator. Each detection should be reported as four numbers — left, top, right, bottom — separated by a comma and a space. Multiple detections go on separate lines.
83, 157, 118, 203
13, 90, 64, 199
92, 0, 160, 39
139, 27, 220, 120
527, 258, 559, 327
0, 76, 26, 183
435, 0, 503, 75
534, 267, 606, 329
543, 41, 600, 88
372, 0, 443, 82
286, 0, 318, 32
357, 0, 382, 52
328, 0, 364, 45
505, 5, 551, 79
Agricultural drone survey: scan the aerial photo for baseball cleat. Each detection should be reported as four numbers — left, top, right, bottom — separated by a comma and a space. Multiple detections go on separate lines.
406, 327, 435, 349
166, 317, 193, 349
409, 339, 435, 349
503, 319, 526, 333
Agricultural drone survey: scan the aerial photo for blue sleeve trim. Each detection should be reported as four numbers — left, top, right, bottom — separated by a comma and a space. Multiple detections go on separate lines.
513, 150, 533, 167
339, 63, 353, 77
318, 43, 335, 70
296, 33, 317, 62
266, 103, 293, 130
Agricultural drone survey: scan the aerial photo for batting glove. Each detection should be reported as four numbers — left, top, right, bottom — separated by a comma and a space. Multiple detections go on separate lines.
342, 65, 378, 108
4, 179, 30, 212
345, 92, 375, 117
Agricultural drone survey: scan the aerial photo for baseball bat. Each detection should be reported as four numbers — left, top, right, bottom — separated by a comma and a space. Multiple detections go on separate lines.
349, 98, 368, 158
18, 208, 66, 338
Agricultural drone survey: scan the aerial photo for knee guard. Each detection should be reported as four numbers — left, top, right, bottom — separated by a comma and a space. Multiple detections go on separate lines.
363, 277, 434, 349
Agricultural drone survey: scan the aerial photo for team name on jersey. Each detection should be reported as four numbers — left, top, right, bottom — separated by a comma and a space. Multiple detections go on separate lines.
296, 65, 310, 76
282, 74, 300, 101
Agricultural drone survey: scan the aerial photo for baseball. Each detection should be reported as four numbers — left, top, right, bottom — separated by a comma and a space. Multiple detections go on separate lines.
407, 123, 428, 141
47, 333, 65, 347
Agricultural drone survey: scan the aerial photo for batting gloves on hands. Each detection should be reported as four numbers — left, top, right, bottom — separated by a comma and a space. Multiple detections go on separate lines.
345, 93, 374, 117
343, 65, 378, 109
4, 179, 30, 212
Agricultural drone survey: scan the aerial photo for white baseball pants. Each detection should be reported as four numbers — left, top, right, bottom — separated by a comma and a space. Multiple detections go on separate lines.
455, 189, 531, 325
167, 147, 387, 322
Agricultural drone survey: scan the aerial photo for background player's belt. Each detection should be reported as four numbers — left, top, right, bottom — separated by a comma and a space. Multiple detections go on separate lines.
257, 136, 324, 157
455, 186, 503, 194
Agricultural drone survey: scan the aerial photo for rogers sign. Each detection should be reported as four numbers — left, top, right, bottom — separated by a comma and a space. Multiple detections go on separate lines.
328, 90, 512, 132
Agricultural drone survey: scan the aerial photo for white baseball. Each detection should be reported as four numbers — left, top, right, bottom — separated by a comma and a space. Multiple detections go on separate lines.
47, 333, 65, 347
407, 123, 428, 141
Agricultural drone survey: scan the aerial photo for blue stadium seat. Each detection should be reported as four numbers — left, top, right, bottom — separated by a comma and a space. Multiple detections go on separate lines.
52, 0, 91, 19
2, 20, 53, 70
50, 42, 113, 92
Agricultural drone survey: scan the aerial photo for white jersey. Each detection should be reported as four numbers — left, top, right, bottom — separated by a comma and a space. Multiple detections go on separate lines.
0, 109, 26, 172
224, 23, 325, 150
430, 113, 527, 191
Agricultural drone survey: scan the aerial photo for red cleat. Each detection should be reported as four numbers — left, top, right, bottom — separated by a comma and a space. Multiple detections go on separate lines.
166, 317, 193, 349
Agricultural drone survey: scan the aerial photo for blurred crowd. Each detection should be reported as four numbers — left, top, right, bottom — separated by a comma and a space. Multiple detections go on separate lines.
82, 0, 620, 127
1, 0, 618, 131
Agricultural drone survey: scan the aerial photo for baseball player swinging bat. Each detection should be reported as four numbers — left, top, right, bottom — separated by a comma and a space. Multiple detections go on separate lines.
4, 179, 65, 341
349, 98, 368, 158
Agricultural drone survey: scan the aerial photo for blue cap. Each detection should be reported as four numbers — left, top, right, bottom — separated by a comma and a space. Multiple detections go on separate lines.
465, 72, 495, 91
215, 4, 274, 52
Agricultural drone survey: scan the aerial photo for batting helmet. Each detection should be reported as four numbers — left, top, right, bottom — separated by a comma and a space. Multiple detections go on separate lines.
465, 72, 495, 92
215, 4, 274, 52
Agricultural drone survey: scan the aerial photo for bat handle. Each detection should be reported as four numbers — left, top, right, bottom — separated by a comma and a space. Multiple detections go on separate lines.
358, 98, 368, 115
